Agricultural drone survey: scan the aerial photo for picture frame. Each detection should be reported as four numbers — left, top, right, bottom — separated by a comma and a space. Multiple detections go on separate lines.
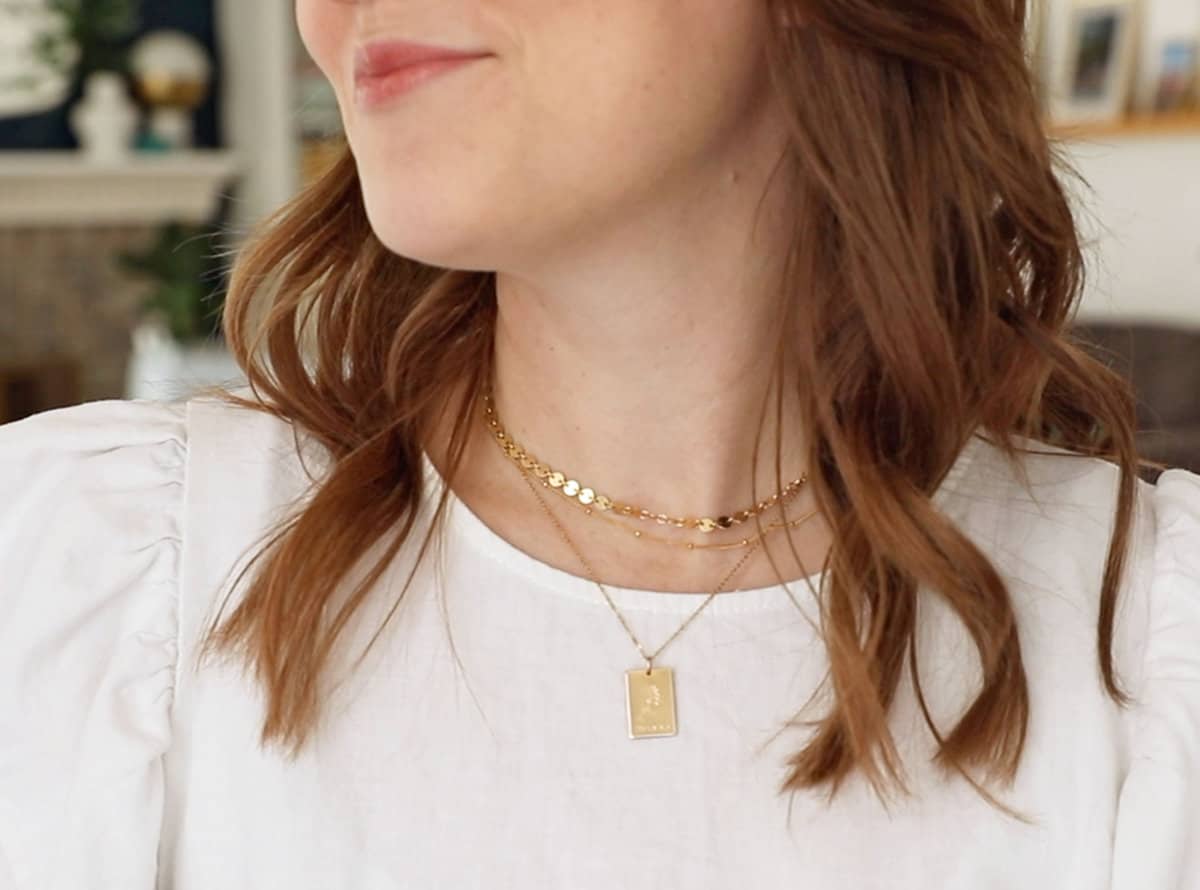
1149, 37, 1198, 113
1048, 0, 1141, 126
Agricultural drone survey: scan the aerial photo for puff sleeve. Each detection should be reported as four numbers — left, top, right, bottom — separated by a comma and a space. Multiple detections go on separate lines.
0, 398, 186, 889
1111, 467, 1200, 889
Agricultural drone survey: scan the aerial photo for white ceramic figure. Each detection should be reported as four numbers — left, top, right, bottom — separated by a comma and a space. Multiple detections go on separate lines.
68, 70, 139, 161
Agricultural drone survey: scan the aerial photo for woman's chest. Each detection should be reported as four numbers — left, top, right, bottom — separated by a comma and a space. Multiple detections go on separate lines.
160, 582, 1124, 890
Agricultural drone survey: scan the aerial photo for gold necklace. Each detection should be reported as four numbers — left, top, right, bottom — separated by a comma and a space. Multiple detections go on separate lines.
486, 380, 821, 737
509, 451, 820, 551
515, 464, 760, 739
482, 387, 806, 533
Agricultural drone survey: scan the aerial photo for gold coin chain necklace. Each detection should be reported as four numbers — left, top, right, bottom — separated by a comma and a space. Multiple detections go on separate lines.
484, 385, 821, 739
482, 387, 809, 548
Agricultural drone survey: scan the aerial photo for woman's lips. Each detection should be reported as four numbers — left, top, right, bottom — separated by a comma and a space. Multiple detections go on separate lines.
354, 56, 485, 109
353, 41, 491, 110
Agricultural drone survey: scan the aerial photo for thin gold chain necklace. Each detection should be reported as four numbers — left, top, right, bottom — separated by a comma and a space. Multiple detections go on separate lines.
514, 464, 760, 738
519, 456, 819, 551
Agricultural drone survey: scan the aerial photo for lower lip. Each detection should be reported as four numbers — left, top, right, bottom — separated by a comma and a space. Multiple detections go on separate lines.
354, 56, 486, 109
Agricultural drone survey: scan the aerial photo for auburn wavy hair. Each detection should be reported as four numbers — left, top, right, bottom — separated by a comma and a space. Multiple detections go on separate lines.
196, 0, 1154, 807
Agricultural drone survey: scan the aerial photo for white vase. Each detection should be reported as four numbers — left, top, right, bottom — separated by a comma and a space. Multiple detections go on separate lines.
125, 319, 246, 402
68, 70, 139, 162
147, 105, 194, 148
129, 29, 213, 149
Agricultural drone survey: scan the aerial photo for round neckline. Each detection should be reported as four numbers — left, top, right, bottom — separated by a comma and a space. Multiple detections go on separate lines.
419, 433, 983, 616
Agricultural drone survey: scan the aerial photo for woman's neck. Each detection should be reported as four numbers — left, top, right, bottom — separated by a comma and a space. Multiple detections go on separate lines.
488, 281, 809, 519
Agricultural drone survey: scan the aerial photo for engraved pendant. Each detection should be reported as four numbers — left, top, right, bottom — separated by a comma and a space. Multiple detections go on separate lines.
625, 666, 678, 738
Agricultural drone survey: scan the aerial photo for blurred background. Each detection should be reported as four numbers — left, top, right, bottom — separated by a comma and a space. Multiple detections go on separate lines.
0, 0, 1197, 473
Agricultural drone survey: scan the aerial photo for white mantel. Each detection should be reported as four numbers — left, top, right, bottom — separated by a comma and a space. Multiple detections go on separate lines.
0, 149, 239, 226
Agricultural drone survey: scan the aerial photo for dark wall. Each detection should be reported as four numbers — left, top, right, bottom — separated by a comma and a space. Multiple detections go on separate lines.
0, 0, 222, 150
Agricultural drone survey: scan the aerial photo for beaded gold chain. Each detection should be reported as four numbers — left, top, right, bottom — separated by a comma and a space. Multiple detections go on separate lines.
482, 387, 807, 535
508, 450, 819, 551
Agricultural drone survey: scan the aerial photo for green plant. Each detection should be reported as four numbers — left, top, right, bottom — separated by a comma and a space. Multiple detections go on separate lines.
117, 220, 228, 344
1, 0, 140, 86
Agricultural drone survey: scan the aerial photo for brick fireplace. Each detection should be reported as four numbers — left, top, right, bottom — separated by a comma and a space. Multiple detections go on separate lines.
0, 150, 238, 424
0, 223, 165, 422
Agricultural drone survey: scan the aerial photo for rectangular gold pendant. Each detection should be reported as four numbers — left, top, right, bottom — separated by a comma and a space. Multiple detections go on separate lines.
625, 666, 677, 739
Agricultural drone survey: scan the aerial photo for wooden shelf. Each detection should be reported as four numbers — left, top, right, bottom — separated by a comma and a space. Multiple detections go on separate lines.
1050, 109, 1200, 141
0, 149, 240, 226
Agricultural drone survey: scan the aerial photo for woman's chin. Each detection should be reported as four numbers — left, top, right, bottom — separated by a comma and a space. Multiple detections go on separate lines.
361, 206, 493, 272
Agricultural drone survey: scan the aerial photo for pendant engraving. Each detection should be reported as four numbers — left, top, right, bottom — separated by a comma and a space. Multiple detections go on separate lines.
625, 666, 677, 738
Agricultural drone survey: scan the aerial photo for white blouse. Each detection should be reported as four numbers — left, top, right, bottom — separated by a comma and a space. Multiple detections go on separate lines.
1, 392, 1198, 890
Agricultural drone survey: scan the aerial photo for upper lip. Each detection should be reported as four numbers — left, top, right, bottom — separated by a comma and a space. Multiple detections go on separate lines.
353, 40, 490, 81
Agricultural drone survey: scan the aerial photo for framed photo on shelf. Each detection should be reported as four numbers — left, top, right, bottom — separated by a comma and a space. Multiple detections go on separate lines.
1150, 37, 1198, 113
1048, 0, 1141, 126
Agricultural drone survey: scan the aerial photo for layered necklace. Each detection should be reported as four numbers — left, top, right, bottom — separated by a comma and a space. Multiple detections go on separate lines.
481, 384, 819, 738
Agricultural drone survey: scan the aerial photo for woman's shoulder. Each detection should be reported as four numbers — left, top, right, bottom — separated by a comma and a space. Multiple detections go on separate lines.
0, 385, 293, 473
0, 389, 327, 885
950, 431, 1196, 560
1150, 464, 1200, 555
0, 395, 193, 570
0, 394, 187, 467
0, 386, 326, 502
948, 436, 1200, 881
948, 434, 1199, 667
0, 388, 329, 627
0, 395, 197, 697
1110, 468, 1200, 884
0, 396, 192, 884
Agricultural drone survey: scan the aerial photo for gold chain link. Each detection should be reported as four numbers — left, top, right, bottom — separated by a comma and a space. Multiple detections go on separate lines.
546, 475, 820, 551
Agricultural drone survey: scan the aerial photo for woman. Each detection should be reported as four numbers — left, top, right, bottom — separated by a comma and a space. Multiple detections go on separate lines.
1, 0, 1197, 887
